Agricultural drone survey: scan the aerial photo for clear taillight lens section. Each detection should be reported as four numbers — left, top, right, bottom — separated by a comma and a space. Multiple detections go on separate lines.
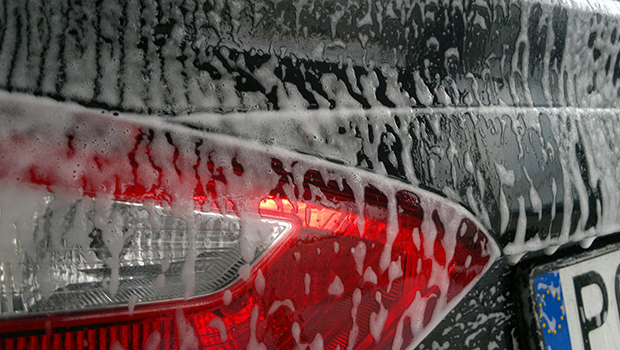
0, 94, 499, 349
0, 190, 291, 315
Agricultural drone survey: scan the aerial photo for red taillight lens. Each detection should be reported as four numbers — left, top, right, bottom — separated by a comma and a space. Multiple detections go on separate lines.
0, 93, 499, 349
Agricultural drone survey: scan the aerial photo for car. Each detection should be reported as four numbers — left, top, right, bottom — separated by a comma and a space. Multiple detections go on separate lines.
0, 0, 619, 349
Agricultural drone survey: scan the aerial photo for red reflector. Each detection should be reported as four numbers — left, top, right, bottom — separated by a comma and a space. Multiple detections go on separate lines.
0, 96, 499, 349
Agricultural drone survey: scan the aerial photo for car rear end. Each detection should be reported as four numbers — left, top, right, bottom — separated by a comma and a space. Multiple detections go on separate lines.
1, 0, 620, 349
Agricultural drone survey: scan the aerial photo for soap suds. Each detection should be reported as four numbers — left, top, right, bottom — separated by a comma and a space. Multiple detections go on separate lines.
209, 317, 228, 342
328, 276, 345, 296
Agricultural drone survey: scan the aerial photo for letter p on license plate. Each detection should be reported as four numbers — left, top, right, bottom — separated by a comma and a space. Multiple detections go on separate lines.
533, 248, 620, 350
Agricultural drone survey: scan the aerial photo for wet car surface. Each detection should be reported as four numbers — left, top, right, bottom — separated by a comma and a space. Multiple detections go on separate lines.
1, 0, 620, 348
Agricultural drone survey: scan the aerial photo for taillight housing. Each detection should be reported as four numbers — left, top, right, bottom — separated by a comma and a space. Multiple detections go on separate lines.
0, 93, 499, 349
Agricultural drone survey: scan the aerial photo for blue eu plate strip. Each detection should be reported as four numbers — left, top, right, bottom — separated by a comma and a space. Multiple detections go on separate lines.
535, 271, 572, 349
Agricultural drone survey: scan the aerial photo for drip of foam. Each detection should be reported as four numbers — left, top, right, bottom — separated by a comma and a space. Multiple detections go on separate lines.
369, 291, 389, 341
352, 241, 367, 275
209, 317, 227, 342
328, 276, 345, 296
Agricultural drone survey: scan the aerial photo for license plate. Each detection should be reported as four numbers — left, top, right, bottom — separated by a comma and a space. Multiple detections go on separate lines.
532, 247, 620, 350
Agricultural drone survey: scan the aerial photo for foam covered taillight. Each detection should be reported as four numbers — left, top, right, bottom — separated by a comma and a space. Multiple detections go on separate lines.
0, 94, 499, 349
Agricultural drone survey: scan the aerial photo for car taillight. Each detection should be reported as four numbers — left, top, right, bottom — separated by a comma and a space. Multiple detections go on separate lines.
0, 94, 499, 349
